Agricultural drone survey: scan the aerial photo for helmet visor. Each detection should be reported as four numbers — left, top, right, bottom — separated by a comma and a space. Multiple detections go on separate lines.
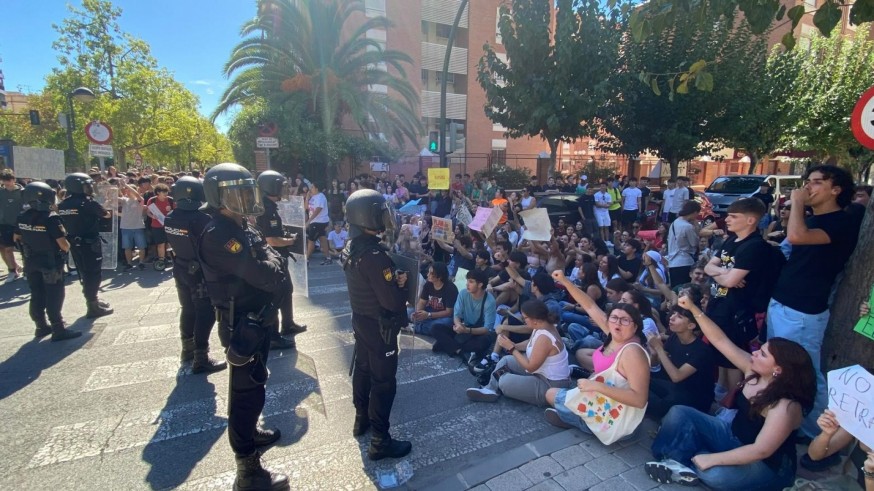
219, 179, 265, 216
379, 201, 397, 240
82, 182, 94, 196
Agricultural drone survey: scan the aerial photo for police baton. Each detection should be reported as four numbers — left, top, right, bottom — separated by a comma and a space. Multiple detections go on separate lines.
348, 340, 357, 377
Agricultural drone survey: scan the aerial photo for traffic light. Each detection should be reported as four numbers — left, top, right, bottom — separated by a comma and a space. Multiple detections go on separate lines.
449, 122, 465, 152
29, 110, 40, 126
428, 131, 439, 152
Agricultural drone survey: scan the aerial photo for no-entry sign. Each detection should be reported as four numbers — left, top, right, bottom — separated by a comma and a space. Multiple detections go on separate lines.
851, 85, 874, 150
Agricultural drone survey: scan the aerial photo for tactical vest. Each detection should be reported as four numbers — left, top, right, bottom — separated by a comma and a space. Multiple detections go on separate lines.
17, 210, 63, 270
164, 208, 210, 271
342, 236, 390, 320
57, 194, 100, 239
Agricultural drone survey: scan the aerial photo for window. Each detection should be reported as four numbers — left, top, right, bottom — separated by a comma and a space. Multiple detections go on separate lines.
491, 149, 507, 166
804, 0, 816, 8
421, 21, 429, 37
436, 72, 455, 84
365, 0, 386, 17
421, 69, 429, 84
495, 7, 503, 44
436, 24, 452, 39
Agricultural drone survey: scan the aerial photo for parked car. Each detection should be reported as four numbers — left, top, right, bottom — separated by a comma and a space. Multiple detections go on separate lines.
704, 174, 802, 216
536, 193, 581, 225
644, 189, 718, 229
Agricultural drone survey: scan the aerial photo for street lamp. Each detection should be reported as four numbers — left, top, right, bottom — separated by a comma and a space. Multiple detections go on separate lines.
65, 86, 96, 170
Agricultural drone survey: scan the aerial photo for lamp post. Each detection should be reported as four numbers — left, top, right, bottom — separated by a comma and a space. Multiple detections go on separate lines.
65, 87, 96, 170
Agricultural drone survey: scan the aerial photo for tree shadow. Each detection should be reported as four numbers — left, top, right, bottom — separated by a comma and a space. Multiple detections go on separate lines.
0, 275, 32, 309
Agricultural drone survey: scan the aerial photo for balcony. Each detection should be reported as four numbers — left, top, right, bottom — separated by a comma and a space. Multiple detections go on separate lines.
421, 90, 466, 120
421, 0, 469, 28
421, 42, 468, 74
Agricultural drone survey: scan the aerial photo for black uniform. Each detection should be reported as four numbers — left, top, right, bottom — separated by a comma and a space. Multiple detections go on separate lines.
343, 234, 409, 439
164, 208, 214, 350
16, 209, 67, 327
57, 194, 107, 302
198, 212, 288, 457
254, 198, 299, 334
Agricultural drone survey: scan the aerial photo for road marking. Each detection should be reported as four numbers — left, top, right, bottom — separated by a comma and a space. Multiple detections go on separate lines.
112, 324, 178, 345
133, 302, 180, 317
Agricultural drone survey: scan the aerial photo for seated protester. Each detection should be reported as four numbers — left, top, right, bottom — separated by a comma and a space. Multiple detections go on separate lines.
466, 299, 572, 406
487, 250, 530, 307
802, 408, 874, 488
431, 269, 497, 363
617, 238, 643, 281
472, 249, 497, 280
598, 254, 622, 288
633, 250, 667, 309
560, 263, 607, 326
543, 273, 650, 438
604, 278, 632, 309
408, 262, 458, 336
645, 295, 815, 490
435, 234, 475, 278
326, 221, 348, 260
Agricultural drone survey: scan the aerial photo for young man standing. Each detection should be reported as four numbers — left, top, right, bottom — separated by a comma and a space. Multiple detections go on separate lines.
620, 177, 642, 232
0, 170, 23, 283
661, 178, 677, 222
638, 177, 652, 213
666, 201, 701, 288
767, 165, 859, 439
593, 181, 613, 242
306, 181, 332, 265
670, 177, 691, 222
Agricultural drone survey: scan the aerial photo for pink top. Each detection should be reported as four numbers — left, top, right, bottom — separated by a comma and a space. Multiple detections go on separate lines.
592, 347, 620, 374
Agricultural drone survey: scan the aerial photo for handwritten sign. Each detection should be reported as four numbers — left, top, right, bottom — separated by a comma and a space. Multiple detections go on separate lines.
454, 267, 469, 292
519, 208, 552, 241
827, 365, 874, 449
456, 204, 473, 226
853, 284, 874, 341
428, 168, 450, 190
468, 206, 502, 238
431, 216, 455, 243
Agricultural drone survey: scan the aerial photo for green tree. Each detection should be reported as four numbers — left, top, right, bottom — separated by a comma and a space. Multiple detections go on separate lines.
478, 0, 626, 175
214, 0, 422, 151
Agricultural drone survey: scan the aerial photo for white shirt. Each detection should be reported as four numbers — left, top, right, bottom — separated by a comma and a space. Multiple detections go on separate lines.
308, 192, 330, 223
662, 188, 675, 214
667, 218, 699, 268
594, 191, 612, 213
621, 187, 642, 211
327, 229, 348, 248
671, 187, 689, 214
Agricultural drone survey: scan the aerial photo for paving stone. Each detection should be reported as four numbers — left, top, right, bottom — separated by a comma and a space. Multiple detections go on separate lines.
552, 466, 600, 491
578, 437, 623, 458
485, 469, 534, 491
525, 479, 565, 491
613, 443, 654, 467
518, 456, 564, 485
589, 476, 637, 491
550, 444, 594, 470
469, 485, 489, 491
619, 467, 661, 491
584, 454, 630, 480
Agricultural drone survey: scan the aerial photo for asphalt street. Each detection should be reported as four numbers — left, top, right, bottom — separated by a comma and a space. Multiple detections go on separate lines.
0, 260, 562, 490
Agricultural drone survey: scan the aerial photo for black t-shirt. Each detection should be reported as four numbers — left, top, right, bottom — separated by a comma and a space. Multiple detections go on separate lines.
654, 334, 714, 411
576, 194, 595, 219
773, 210, 859, 314
751, 192, 774, 210
706, 233, 770, 320
617, 254, 641, 280
419, 281, 459, 313
639, 186, 651, 199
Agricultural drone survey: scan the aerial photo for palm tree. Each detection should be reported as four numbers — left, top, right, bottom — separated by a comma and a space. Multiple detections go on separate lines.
213, 0, 422, 148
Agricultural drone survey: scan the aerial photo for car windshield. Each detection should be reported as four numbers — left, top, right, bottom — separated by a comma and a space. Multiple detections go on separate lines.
705, 176, 764, 194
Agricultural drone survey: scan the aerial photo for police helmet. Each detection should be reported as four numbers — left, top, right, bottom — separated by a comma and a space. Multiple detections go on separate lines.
256, 170, 286, 198
23, 181, 57, 212
345, 189, 396, 239
203, 163, 265, 216
171, 176, 205, 211
64, 173, 94, 196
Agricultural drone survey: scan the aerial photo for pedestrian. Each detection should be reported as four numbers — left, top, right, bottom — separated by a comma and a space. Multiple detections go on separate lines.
342, 189, 412, 461
666, 200, 701, 288
163, 177, 226, 374
0, 169, 24, 283
306, 181, 332, 265
256, 170, 306, 350
57, 173, 113, 318
197, 164, 288, 490
15, 182, 80, 341
145, 183, 175, 270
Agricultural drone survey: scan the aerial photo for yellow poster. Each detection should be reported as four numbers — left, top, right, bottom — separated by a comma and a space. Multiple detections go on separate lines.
428, 167, 450, 190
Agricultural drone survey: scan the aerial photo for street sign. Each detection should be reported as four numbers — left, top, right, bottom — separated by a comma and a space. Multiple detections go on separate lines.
85, 121, 113, 144
851, 85, 874, 150
134, 152, 143, 165
89, 144, 113, 158
258, 122, 278, 137
256, 137, 279, 149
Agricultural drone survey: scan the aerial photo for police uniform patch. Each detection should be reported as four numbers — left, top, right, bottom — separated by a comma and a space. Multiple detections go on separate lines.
225, 238, 243, 254
383, 268, 393, 282
270, 220, 278, 227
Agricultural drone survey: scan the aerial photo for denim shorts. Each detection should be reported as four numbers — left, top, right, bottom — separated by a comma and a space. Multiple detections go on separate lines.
121, 228, 147, 249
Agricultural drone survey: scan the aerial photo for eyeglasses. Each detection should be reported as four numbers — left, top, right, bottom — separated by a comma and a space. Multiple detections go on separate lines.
607, 315, 633, 327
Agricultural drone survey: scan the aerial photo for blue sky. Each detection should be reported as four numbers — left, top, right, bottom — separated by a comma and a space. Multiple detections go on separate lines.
0, 0, 257, 131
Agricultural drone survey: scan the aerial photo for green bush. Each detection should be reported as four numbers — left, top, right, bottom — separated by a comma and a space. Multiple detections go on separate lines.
474, 165, 531, 190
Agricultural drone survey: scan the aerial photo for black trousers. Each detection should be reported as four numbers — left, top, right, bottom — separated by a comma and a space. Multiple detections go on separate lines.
174, 271, 215, 350
225, 318, 271, 457
352, 313, 399, 438
69, 242, 102, 302
277, 260, 296, 332
27, 268, 65, 326
430, 323, 496, 358
669, 266, 691, 289
646, 377, 710, 420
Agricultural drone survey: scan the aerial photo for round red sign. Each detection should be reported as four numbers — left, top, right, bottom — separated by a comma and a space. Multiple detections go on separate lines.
85, 121, 114, 144
851, 85, 874, 150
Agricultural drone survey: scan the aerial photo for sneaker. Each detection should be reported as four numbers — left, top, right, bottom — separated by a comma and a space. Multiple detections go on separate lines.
471, 357, 495, 375
4, 271, 19, 284
465, 387, 499, 402
544, 408, 574, 429
644, 459, 700, 486
569, 364, 592, 379
320, 258, 333, 265
465, 352, 479, 367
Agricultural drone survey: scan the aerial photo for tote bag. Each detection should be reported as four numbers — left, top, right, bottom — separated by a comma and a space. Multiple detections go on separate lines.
562, 343, 649, 445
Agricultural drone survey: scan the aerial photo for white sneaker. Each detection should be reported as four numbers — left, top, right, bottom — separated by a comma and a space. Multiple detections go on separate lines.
645, 459, 699, 486
465, 387, 499, 402
4, 271, 19, 284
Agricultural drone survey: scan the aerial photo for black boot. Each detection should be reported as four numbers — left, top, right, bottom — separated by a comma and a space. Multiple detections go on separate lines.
34, 318, 52, 338
254, 426, 281, 447
51, 323, 82, 342
191, 349, 227, 374
367, 434, 412, 461
233, 452, 289, 491
180, 337, 195, 362
268, 334, 296, 351
279, 322, 307, 336
86, 300, 113, 319
352, 414, 370, 437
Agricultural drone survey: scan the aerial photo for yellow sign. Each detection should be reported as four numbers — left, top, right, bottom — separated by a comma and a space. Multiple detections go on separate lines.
428, 168, 450, 190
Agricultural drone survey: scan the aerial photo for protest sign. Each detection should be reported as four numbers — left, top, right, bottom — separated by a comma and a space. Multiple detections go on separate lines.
431, 216, 455, 243
520, 208, 552, 241
456, 205, 473, 226
853, 284, 874, 341
398, 199, 421, 215
428, 168, 450, 190
826, 365, 874, 449
468, 206, 502, 238
454, 267, 469, 292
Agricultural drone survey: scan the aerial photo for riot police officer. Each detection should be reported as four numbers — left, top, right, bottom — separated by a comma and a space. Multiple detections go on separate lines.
57, 173, 113, 318
342, 189, 412, 461
164, 177, 226, 374
197, 164, 288, 491
255, 170, 306, 350
14, 182, 81, 341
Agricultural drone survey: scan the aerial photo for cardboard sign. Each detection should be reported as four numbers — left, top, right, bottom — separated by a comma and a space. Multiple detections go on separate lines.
456, 205, 473, 226
454, 267, 469, 292
431, 216, 455, 243
853, 284, 874, 341
827, 365, 874, 449
428, 168, 450, 190
519, 208, 552, 241
468, 206, 502, 238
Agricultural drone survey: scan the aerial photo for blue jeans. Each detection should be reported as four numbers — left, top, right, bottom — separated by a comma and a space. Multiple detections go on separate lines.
567, 323, 604, 349
652, 406, 794, 491
766, 298, 828, 438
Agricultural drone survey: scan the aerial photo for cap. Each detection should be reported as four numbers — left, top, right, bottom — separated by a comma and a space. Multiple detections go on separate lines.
580, 175, 588, 180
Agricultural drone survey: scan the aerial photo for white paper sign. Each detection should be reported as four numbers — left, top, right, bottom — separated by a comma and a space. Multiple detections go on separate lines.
468, 206, 502, 238
11, 146, 65, 179
147, 203, 166, 226
454, 267, 469, 293
827, 365, 874, 449
519, 208, 552, 241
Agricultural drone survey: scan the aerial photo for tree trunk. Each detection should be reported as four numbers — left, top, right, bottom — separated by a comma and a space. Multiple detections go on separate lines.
746, 151, 759, 175
669, 156, 680, 179
822, 199, 874, 371
548, 139, 559, 178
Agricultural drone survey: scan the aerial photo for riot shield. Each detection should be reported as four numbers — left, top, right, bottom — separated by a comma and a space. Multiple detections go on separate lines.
94, 183, 119, 270
277, 196, 308, 297
389, 252, 422, 307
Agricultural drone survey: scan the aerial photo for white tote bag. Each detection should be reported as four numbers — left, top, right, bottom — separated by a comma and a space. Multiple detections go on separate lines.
563, 343, 649, 445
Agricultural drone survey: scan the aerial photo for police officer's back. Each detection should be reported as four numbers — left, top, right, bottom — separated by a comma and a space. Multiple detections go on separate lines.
164, 177, 225, 374
15, 182, 81, 341
343, 189, 412, 461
